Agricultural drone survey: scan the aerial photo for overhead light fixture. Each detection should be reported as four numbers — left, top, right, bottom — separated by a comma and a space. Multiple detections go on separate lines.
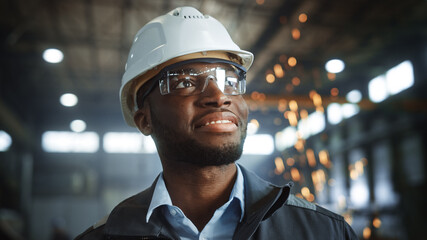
42, 131, 99, 153
325, 59, 345, 73
327, 103, 343, 125
103, 132, 156, 153
346, 90, 362, 103
368, 76, 388, 103
0, 131, 12, 151
70, 120, 86, 133
43, 48, 64, 63
243, 134, 274, 155
60, 93, 78, 107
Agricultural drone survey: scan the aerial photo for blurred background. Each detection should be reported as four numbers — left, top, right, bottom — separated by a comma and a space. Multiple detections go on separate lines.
1, 0, 426, 239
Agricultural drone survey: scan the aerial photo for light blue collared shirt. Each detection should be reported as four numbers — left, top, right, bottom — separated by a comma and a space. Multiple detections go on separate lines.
146, 164, 245, 240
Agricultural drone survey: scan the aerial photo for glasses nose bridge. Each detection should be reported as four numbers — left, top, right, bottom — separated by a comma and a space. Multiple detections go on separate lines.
199, 68, 226, 94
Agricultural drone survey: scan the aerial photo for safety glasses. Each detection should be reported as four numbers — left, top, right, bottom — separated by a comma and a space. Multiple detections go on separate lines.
137, 58, 247, 108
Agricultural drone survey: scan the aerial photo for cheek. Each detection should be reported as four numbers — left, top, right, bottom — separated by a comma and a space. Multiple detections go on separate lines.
237, 99, 249, 122
155, 97, 195, 127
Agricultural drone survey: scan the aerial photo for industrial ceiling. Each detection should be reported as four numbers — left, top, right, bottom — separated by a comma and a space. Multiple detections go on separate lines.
1, 0, 426, 147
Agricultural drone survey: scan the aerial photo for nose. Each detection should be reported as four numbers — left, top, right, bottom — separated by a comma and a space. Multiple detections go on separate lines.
197, 80, 231, 108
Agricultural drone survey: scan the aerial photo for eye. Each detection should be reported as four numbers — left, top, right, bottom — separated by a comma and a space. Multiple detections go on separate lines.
173, 77, 196, 89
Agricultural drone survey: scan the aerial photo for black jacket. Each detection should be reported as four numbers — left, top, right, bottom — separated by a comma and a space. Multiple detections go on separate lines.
76, 165, 357, 239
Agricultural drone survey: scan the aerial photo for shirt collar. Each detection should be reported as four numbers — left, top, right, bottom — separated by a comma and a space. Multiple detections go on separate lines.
146, 164, 245, 223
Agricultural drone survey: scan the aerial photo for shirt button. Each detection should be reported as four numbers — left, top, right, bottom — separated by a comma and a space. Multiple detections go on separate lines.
169, 209, 177, 216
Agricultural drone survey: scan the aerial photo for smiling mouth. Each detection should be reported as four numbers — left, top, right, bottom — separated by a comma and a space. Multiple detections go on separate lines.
204, 120, 233, 126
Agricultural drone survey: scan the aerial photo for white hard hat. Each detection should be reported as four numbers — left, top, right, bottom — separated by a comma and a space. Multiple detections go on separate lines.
120, 6, 254, 127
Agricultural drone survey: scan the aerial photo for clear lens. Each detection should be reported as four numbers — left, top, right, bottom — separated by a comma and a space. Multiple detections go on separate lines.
159, 62, 246, 96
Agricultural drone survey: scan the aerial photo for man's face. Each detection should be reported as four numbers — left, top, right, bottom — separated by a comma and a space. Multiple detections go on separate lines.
140, 62, 249, 167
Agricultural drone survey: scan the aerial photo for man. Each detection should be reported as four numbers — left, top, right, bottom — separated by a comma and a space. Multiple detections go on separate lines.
76, 6, 357, 240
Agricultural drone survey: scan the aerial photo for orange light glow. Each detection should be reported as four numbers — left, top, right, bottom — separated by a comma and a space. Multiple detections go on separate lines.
331, 88, 339, 96
306, 149, 316, 167
316, 106, 324, 113
355, 160, 364, 175
300, 109, 308, 119
295, 193, 303, 199
266, 73, 275, 83
286, 157, 295, 166
294, 139, 305, 152
286, 83, 294, 92
298, 13, 308, 23
290, 168, 301, 181
291, 28, 301, 40
312, 169, 326, 193
292, 76, 300, 86
288, 57, 297, 67
289, 100, 298, 112
327, 72, 336, 80
312, 93, 322, 107
278, 99, 287, 112
274, 157, 285, 175
251, 91, 259, 100
363, 227, 371, 239
288, 111, 298, 126
362, 157, 368, 165
319, 150, 330, 167
309, 90, 317, 99
256, 0, 265, 5
307, 193, 315, 202
274, 64, 285, 78
350, 169, 358, 180
344, 212, 353, 225
301, 187, 310, 198
373, 217, 382, 228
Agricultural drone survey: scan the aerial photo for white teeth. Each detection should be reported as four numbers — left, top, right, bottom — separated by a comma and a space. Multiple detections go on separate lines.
204, 120, 232, 126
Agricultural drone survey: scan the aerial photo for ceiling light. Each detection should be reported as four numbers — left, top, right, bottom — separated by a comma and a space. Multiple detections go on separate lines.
385, 60, 414, 95
60, 93, 78, 107
243, 134, 274, 155
0, 131, 12, 151
43, 48, 64, 63
327, 103, 342, 125
70, 120, 86, 132
103, 132, 156, 153
368, 76, 388, 103
42, 131, 99, 153
342, 103, 360, 118
346, 90, 362, 103
325, 59, 345, 73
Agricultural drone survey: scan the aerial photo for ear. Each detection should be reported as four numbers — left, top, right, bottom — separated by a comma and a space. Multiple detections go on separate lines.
134, 106, 152, 136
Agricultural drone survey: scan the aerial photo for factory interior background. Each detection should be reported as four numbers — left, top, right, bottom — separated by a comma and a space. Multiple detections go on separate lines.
0, 0, 426, 239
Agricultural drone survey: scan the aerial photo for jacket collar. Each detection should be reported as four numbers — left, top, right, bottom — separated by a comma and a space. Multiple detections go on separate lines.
233, 164, 292, 239
104, 164, 292, 239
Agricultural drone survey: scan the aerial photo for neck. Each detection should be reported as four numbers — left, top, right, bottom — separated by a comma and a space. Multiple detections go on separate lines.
161, 161, 238, 231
